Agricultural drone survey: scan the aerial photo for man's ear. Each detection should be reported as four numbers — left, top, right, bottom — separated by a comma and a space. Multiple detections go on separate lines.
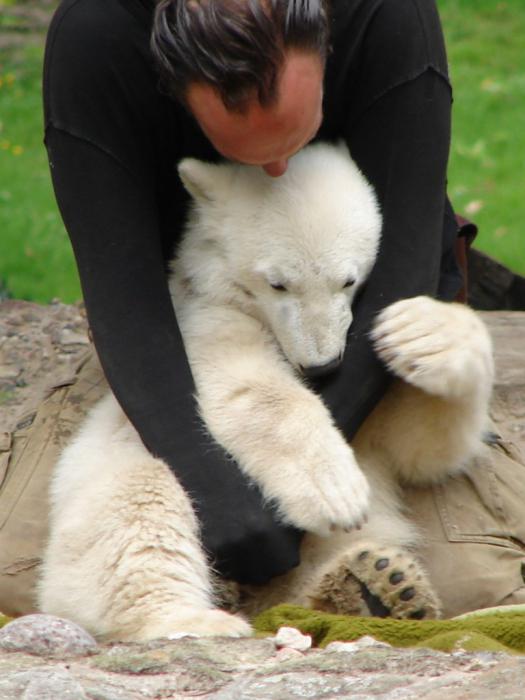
178, 159, 234, 202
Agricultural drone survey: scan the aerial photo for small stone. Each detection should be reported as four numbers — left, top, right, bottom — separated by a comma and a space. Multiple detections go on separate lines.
20, 310, 41, 324
59, 328, 89, 346
273, 626, 312, 651
0, 364, 20, 380
325, 636, 391, 653
275, 646, 305, 661
0, 614, 97, 657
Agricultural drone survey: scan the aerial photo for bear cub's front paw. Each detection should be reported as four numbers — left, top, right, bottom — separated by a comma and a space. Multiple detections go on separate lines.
276, 435, 370, 537
372, 296, 493, 399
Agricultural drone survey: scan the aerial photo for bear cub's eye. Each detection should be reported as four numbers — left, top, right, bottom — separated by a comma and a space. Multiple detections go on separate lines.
343, 278, 355, 289
270, 282, 288, 292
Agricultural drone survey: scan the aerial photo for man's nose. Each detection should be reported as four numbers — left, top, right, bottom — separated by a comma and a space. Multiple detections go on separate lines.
263, 160, 288, 177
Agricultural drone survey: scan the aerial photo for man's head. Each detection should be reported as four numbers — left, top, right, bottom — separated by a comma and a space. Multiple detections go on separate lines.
151, 0, 329, 175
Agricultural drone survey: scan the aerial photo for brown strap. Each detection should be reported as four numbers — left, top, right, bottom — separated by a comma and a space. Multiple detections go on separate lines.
455, 214, 479, 246
454, 214, 478, 304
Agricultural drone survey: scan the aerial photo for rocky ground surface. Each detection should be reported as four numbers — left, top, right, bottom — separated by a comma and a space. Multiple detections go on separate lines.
3, 5, 525, 695
2, 613, 525, 700
0, 299, 90, 430
0, 300, 524, 698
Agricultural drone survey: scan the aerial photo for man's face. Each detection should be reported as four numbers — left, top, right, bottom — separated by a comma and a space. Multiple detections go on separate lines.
186, 52, 324, 177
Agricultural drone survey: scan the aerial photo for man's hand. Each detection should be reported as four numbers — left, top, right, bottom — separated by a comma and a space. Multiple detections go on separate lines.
187, 459, 304, 585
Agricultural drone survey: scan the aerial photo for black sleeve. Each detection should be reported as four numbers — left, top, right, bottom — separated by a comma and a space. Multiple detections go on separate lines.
45, 128, 205, 477
314, 1, 456, 438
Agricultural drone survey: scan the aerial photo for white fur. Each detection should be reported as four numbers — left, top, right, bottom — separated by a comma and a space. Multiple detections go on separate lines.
38, 142, 493, 639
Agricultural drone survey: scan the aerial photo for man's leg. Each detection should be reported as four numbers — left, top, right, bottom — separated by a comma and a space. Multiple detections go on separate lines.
404, 438, 525, 618
0, 350, 107, 617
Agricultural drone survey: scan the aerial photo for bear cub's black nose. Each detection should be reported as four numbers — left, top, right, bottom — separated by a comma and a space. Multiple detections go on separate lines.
300, 356, 343, 378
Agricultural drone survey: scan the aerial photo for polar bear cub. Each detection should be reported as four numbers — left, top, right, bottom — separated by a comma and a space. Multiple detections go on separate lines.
38, 142, 494, 640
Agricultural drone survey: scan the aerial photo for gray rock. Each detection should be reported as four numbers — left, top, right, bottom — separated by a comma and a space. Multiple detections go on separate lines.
0, 364, 20, 381
21, 669, 88, 700
203, 647, 525, 700
325, 636, 391, 653
0, 668, 88, 700
58, 328, 89, 346
0, 614, 97, 657
0, 633, 525, 699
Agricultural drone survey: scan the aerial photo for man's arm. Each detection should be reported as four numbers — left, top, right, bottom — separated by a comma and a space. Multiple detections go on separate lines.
44, 126, 303, 584
315, 69, 456, 438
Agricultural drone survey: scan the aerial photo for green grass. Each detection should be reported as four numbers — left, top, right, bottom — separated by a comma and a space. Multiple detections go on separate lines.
441, 0, 525, 275
0, 39, 81, 302
0, 1, 524, 302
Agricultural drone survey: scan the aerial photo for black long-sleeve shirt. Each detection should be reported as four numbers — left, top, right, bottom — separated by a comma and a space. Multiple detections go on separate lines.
43, 0, 461, 578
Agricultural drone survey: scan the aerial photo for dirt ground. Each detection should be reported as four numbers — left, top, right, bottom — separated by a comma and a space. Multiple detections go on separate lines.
0, 299, 89, 431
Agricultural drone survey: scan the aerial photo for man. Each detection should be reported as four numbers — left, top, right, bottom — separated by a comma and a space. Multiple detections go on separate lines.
40, 0, 459, 585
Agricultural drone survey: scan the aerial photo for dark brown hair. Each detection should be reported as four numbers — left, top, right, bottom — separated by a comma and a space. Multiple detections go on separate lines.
151, 0, 329, 112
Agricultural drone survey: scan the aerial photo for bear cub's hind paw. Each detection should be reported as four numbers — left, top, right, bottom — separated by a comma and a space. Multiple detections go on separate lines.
311, 543, 442, 621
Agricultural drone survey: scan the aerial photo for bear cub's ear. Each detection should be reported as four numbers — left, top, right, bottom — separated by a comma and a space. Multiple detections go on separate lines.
178, 159, 234, 203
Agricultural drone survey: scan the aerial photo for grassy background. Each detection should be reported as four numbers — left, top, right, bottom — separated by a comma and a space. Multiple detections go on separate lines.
0, 0, 524, 303
444, 0, 525, 276
0, 0, 81, 301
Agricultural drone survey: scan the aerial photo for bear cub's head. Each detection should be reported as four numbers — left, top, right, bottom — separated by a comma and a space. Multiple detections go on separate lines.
176, 142, 381, 377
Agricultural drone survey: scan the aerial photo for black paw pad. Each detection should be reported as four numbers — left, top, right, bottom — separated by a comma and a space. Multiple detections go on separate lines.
409, 609, 426, 620
374, 558, 389, 571
359, 582, 391, 618
389, 571, 404, 585
358, 550, 370, 561
400, 587, 416, 601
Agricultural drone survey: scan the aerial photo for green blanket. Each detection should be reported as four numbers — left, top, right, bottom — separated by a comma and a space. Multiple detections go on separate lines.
253, 604, 525, 654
